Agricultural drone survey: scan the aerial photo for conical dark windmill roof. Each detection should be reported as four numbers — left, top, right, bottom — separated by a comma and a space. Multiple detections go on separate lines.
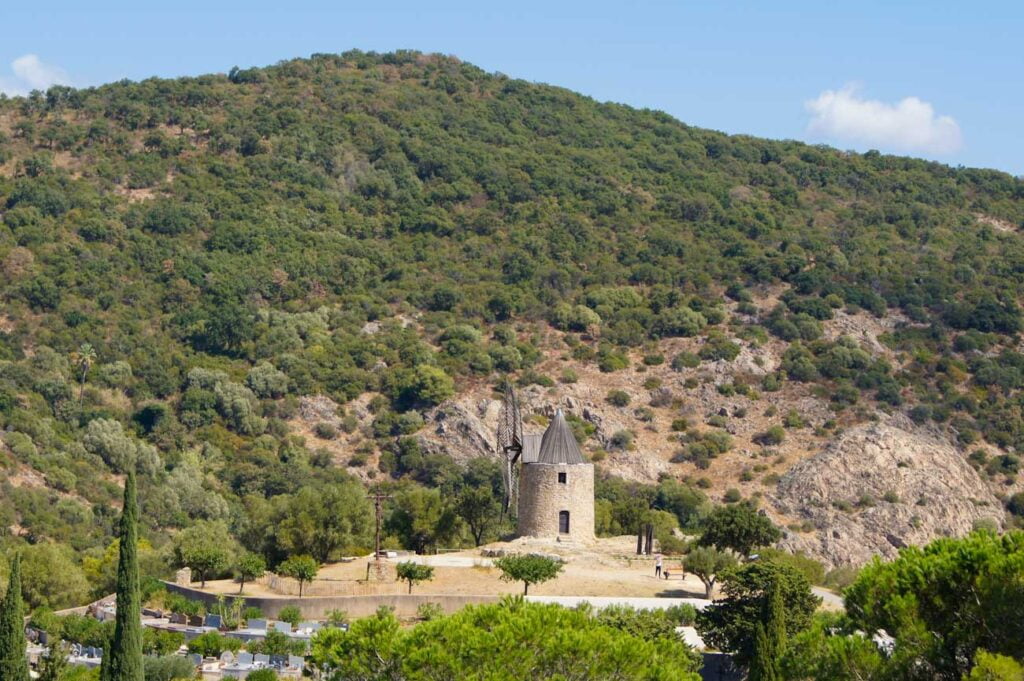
536, 409, 586, 464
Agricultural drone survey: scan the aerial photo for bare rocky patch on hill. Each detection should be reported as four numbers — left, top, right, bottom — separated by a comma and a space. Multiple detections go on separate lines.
771, 416, 1005, 567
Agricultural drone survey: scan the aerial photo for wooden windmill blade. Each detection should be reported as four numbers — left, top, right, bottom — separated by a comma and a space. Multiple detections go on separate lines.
501, 457, 516, 514
497, 381, 524, 513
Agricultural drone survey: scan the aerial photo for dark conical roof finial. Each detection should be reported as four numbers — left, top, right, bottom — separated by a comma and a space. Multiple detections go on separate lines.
536, 409, 586, 464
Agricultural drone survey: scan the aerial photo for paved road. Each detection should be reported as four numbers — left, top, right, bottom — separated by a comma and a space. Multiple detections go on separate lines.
813, 586, 844, 610
530, 591, 843, 612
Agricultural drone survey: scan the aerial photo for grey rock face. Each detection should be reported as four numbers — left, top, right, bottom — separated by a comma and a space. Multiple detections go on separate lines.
770, 416, 1003, 567
419, 400, 499, 461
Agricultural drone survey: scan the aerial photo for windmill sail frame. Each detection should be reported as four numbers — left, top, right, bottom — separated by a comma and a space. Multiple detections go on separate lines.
497, 381, 524, 514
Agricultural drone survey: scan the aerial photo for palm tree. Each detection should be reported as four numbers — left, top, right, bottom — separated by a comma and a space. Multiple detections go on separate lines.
71, 343, 96, 406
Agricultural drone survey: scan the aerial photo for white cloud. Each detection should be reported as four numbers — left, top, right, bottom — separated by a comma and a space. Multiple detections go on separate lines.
0, 54, 71, 96
805, 84, 963, 155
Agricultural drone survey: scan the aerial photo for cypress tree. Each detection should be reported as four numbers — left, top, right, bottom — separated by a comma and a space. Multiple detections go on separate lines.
766, 582, 787, 657
747, 582, 786, 681
0, 553, 30, 681
748, 623, 778, 681
101, 470, 144, 681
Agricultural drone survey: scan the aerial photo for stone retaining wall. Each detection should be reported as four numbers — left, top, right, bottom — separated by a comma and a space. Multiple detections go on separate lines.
161, 581, 501, 619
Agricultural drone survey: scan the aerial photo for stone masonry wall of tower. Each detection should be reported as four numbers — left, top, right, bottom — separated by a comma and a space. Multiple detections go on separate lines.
517, 462, 595, 540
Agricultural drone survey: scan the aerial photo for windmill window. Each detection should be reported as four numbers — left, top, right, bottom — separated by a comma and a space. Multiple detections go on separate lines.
558, 472, 567, 484
559, 510, 570, 533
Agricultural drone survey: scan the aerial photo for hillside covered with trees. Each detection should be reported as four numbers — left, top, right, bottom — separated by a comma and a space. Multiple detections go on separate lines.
1, 50, 1024, 607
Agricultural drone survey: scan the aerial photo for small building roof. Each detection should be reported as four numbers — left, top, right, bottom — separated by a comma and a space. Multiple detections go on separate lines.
536, 409, 586, 465
521, 433, 543, 464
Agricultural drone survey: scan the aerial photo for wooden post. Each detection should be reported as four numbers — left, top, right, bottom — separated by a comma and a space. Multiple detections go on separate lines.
366, 489, 392, 580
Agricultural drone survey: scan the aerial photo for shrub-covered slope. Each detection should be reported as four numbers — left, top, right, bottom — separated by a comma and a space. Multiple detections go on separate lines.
1, 50, 1024, 599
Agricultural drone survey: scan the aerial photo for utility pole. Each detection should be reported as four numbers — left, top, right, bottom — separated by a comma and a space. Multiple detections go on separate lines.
366, 489, 392, 580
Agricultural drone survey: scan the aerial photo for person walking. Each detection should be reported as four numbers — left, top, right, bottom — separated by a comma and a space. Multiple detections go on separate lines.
655, 553, 663, 578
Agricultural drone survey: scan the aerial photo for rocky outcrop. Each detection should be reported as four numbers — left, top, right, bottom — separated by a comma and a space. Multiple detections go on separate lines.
420, 400, 500, 462
702, 344, 778, 381
417, 388, 662, 482
771, 416, 1004, 567
299, 394, 342, 422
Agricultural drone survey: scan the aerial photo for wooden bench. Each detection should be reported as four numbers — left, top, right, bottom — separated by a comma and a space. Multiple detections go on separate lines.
661, 564, 686, 580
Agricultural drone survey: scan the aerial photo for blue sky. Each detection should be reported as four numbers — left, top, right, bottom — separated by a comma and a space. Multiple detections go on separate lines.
2, 1, 1022, 175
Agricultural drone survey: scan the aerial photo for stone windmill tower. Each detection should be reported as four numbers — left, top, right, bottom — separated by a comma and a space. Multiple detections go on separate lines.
516, 409, 595, 541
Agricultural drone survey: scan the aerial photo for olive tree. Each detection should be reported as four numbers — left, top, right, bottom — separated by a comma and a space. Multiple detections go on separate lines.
698, 502, 781, 559
278, 555, 319, 598
172, 520, 236, 587
396, 562, 435, 594
234, 553, 266, 595
684, 546, 737, 598
494, 554, 564, 595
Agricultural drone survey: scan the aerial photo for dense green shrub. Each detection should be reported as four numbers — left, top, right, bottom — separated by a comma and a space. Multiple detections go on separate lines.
606, 390, 631, 407
671, 353, 701, 371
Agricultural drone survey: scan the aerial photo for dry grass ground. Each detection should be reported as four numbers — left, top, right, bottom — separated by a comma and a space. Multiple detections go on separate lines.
199, 535, 709, 599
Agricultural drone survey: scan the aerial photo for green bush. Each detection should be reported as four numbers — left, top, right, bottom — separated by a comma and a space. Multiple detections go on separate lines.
242, 606, 264, 621
417, 602, 445, 621
314, 422, 338, 440
1007, 492, 1024, 517
670, 418, 689, 432
277, 605, 303, 626
144, 655, 197, 681
782, 410, 805, 428
610, 430, 634, 450
606, 390, 631, 407
188, 631, 242, 657
758, 548, 826, 585
598, 350, 630, 373
754, 425, 786, 446
699, 333, 741, 362
671, 352, 701, 371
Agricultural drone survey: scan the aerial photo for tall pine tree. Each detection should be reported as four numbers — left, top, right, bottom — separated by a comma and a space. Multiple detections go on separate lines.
101, 470, 144, 681
0, 553, 30, 681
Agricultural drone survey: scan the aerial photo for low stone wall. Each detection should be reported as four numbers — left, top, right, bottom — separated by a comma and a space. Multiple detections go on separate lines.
161, 581, 501, 619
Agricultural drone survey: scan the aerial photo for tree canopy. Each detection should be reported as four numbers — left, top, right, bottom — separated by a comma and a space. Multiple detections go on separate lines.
234, 553, 266, 595
684, 546, 737, 598
843, 530, 1024, 680
493, 554, 564, 595
395, 561, 435, 594
172, 520, 236, 587
277, 555, 319, 597
310, 597, 701, 680
696, 560, 820, 667
697, 503, 782, 559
